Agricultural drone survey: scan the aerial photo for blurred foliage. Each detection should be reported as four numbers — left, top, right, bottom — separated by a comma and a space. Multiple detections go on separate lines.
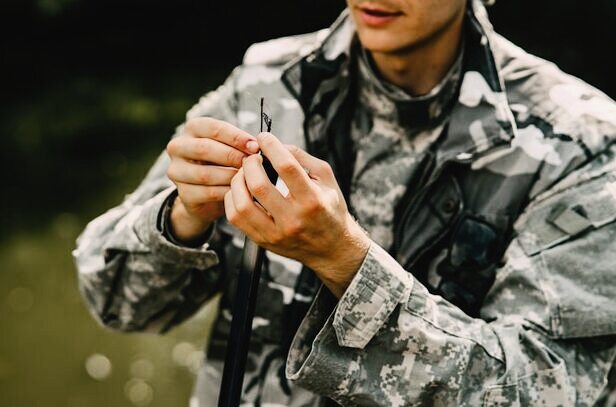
0, 0, 614, 406
35, 0, 78, 16
0, 72, 228, 232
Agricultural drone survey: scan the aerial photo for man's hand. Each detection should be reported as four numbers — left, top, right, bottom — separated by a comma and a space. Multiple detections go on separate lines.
224, 132, 371, 298
166, 117, 260, 243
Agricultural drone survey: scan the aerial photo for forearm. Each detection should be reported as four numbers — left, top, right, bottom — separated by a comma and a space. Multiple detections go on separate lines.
286, 242, 615, 405
75, 157, 223, 332
75, 66, 246, 332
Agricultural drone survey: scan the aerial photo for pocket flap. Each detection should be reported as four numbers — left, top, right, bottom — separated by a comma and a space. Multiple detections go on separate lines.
516, 174, 616, 256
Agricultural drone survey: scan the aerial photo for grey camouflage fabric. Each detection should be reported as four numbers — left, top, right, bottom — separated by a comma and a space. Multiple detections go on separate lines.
349, 45, 462, 250
74, 1, 616, 405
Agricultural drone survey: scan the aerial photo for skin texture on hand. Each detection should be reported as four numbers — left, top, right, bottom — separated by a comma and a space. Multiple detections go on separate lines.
224, 132, 371, 298
165, 117, 259, 243
166, 120, 370, 297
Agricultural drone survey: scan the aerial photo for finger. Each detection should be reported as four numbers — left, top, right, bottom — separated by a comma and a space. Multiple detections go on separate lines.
256, 132, 314, 199
230, 168, 276, 226
223, 189, 239, 226
167, 160, 237, 186
242, 154, 286, 215
224, 190, 266, 243
177, 183, 230, 206
284, 144, 332, 181
169, 137, 247, 168
185, 117, 259, 154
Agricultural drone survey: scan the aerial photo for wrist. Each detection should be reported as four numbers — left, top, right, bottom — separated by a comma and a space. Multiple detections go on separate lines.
168, 196, 215, 245
312, 216, 371, 298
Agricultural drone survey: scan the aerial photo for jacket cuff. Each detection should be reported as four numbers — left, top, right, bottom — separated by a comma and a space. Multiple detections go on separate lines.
333, 242, 414, 348
132, 187, 218, 269
157, 188, 216, 248
285, 243, 414, 399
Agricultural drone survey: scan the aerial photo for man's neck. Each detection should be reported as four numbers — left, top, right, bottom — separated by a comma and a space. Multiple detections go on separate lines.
370, 12, 465, 96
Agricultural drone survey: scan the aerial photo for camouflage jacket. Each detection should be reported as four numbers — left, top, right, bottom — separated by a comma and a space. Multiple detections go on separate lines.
74, 1, 616, 405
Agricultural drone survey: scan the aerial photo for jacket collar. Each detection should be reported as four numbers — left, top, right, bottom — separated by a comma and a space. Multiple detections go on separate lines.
281, 0, 518, 161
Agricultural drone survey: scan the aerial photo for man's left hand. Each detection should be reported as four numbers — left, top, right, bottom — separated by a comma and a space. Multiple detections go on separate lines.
223, 132, 370, 298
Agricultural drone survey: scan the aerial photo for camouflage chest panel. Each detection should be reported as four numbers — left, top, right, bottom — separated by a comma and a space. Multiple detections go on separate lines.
349, 44, 461, 251
393, 150, 536, 317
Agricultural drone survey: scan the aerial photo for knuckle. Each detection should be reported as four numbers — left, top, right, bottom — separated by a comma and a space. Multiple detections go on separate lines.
177, 189, 194, 206
283, 220, 303, 237
251, 181, 270, 198
318, 159, 332, 174
252, 236, 265, 246
208, 119, 224, 139
200, 116, 214, 126
195, 140, 209, 158
246, 154, 262, 166
267, 232, 283, 246
235, 200, 252, 215
197, 168, 210, 184
303, 196, 323, 214
286, 144, 300, 154
227, 211, 239, 225
227, 149, 243, 167
204, 187, 220, 202
278, 160, 298, 176
328, 190, 341, 206
166, 139, 177, 156
232, 131, 242, 147
166, 166, 175, 181
231, 171, 240, 184
184, 118, 197, 133
260, 132, 276, 146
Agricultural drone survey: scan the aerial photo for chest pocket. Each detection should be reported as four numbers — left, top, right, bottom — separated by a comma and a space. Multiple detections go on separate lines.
396, 172, 512, 317
515, 172, 616, 338
432, 213, 511, 317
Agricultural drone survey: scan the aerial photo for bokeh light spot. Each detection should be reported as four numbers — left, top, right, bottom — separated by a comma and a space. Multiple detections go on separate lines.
51, 212, 80, 240
6, 287, 34, 313
85, 353, 112, 381
124, 378, 153, 406
186, 350, 204, 375
171, 342, 196, 367
130, 358, 154, 380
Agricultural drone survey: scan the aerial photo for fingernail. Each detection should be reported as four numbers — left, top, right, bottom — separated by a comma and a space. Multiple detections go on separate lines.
247, 140, 259, 153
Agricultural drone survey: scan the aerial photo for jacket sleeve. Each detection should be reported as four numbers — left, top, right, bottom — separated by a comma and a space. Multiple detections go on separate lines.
73, 67, 243, 333
286, 159, 616, 405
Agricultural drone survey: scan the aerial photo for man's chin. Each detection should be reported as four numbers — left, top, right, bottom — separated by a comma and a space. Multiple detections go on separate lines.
357, 34, 419, 55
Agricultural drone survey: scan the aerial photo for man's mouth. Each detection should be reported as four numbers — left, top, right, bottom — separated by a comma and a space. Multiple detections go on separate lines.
357, 5, 404, 27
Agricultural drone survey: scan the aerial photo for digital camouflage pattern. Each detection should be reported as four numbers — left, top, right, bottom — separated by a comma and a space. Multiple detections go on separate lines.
349, 45, 462, 250
74, 0, 616, 405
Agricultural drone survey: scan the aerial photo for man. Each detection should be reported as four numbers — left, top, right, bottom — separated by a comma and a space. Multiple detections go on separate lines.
74, 0, 616, 405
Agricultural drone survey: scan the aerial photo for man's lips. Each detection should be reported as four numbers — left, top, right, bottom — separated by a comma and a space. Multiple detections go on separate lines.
357, 6, 403, 27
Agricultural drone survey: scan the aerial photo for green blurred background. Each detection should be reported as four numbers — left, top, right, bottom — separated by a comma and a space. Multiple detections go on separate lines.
1, 0, 615, 406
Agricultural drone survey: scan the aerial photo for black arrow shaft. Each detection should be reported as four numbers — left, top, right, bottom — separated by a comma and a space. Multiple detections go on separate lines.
218, 98, 276, 406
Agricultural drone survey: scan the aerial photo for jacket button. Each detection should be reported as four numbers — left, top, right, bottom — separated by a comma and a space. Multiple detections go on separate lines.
443, 198, 457, 213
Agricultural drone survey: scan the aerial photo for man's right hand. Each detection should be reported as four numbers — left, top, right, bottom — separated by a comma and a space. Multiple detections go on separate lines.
166, 117, 259, 244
